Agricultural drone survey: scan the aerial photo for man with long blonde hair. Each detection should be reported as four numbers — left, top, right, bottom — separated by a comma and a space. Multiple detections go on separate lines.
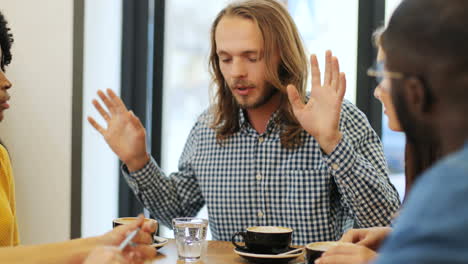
89, 0, 400, 245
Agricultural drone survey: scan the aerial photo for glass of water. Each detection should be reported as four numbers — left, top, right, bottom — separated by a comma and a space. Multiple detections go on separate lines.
172, 217, 208, 262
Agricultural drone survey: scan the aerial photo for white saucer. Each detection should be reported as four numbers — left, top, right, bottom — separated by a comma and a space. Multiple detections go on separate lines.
151, 236, 169, 249
234, 247, 303, 264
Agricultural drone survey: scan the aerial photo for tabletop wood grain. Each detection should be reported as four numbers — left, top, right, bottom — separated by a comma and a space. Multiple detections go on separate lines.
146, 240, 306, 264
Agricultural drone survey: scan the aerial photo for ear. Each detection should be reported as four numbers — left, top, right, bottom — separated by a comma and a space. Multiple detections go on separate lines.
401, 77, 433, 118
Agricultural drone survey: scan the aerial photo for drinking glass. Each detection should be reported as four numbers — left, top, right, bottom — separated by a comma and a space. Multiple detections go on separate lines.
172, 217, 208, 262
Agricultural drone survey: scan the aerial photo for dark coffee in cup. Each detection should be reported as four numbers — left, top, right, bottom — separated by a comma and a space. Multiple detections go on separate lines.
305, 241, 341, 263
113, 217, 158, 242
231, 226, 293, 254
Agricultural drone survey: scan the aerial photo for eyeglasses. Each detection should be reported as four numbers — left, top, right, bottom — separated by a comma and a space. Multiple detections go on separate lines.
367, 61, 404, 84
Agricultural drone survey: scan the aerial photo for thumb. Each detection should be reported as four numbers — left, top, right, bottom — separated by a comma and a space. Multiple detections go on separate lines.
357, 237, 377, 249
286, 84, 304, 111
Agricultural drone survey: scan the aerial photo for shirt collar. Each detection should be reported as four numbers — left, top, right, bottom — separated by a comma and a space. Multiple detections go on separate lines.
238, 108, 281, 134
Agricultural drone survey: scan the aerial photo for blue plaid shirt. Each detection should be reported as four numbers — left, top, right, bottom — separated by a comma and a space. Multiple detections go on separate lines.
123, 100, 400, 245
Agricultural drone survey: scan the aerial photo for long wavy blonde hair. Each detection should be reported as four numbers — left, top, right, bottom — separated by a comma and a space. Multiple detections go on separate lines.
209, 0, 308, 148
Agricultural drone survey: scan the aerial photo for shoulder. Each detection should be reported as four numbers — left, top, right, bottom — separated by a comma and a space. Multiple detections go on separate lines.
338, 100, 376, 143
196, 107, 215, 126
340, 99, 370, 125
0, 144, 9, 164
411, 145, 468, 200
377, 146, 468, 263
0, 144, 13, 184
185, 108, 216, 140
391, 144, 468, 240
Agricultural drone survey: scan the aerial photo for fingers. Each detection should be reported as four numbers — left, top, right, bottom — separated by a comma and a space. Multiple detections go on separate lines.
338, 73, 346, 99
116, 215, 144, 237
324, 243, 360, 255
116, 215, 153, 246
323, 50, 332, 85
84, 246, 129, 264
315, 255, 359, 264
90, 88, 132, 123
310, 54, 322, 91
141, 219, 157, 235
92, 99, 111, 122
129, 215, 155, 245
105, 247, 128, 263
88, 116, 106, 135
356, 237, 375, 248
339, 228, 368, 244
287, 84, 305, 111
311, 51, 344, 96
131, 229, 153, 245
107, 88, 129, 113
125, 244, 157, 261
330, 57, 339, 94
316, 244, 376, 264
97, 90, 118, 115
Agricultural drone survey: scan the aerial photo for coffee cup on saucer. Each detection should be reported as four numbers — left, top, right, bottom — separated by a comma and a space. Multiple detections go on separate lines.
231, 226, 293, 254
305, 241, 342, 263
112, 217, 158, 243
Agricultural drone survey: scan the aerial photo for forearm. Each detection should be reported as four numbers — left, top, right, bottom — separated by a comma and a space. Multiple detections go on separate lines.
328, 137, 400, 227
124, 158, 204, 227
0, 236, 101, 264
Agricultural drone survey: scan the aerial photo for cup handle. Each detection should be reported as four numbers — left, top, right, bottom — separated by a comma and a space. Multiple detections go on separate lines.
231, 231, 248, 251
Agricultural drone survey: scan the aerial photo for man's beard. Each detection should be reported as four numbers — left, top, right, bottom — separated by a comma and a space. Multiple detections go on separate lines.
233, 81, 279, 109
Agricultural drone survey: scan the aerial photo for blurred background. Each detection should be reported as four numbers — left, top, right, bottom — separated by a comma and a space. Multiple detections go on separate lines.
0, 0, 403, 244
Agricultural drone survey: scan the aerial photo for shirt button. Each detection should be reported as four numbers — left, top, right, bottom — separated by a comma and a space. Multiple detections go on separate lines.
258, 136, 264, 143
257, 211, 264, 217
332, 163, 340, 170
256, 173, 263, 181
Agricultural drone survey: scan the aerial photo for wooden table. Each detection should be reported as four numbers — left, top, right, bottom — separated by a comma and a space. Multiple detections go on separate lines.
147, 240, 305, 264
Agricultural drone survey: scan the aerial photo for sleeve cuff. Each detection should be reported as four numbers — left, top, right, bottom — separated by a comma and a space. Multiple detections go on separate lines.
121, 157, 157, 192
322, 134, 356, 177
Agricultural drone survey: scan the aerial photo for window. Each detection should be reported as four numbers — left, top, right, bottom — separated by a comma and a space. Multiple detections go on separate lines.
161, 0, 232, 238
286, 0, 359, 103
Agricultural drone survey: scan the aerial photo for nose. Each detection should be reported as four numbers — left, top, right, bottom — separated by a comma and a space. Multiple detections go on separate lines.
373, 83, 382, 100
231, 58, 247, 78
0, 71, 12, 90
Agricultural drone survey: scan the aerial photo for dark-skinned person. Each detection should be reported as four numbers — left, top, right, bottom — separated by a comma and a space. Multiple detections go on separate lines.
317, 0, 468, 263
0, 9, 156, 264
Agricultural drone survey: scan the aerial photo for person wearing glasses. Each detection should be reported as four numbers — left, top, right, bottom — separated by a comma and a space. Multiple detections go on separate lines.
314, 27, 440, 264
317, 0, 468, 263
0, 10, 155, 264
88, 0, 400, 245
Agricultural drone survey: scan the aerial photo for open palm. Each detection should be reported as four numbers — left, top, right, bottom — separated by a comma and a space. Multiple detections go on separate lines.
287, 51, 346, 154
88, 89, 149, 171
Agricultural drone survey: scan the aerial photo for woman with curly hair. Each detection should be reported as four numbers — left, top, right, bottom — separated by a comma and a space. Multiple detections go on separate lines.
0, 9, 156, 264
0, 8, 17, 247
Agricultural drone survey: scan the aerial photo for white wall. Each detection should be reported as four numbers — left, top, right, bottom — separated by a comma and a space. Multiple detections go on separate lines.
81, 0, 122, 237
0, 0, 74, 244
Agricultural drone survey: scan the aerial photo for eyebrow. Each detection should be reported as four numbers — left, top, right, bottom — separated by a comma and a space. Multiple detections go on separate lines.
217, 50, 260, 56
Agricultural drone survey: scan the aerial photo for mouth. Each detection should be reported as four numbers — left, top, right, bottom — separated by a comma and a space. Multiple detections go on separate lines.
233, 82, 255, 95
0, 98, 10, 110
236, 86, 250, 90
234, 86, 254, 96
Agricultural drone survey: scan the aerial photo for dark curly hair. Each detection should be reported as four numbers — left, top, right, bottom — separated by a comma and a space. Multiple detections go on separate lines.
0, 10, 14, 71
